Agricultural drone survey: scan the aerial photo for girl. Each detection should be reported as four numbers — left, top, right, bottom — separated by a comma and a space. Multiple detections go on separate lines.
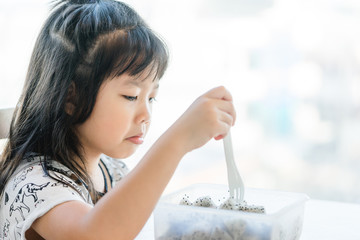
0, 0, 236, 239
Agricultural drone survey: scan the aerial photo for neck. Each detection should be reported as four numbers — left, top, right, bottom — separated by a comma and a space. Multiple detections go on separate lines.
83, 153, 102, 178
80, 150, 105, 194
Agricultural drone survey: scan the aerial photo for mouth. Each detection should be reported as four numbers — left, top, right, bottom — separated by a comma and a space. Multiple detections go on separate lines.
126, 133, 144, 145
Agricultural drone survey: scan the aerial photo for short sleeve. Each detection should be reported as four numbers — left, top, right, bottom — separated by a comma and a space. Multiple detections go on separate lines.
0, 160, 91, 240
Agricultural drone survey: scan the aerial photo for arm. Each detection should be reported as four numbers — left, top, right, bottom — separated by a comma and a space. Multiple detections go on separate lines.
31, 86, 236, 240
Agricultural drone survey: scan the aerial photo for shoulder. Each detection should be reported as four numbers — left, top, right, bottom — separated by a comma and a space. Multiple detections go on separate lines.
8, 155, 91, 202
100, 155, 129, 184
0, 155, 92, 239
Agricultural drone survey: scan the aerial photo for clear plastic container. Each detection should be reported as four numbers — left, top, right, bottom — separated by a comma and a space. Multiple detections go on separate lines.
154, 183, 309, 240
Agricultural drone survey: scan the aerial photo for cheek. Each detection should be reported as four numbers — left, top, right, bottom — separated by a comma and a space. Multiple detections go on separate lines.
92, 94, 126, 128
94, 107, 131, 138
81, 102, 132, 144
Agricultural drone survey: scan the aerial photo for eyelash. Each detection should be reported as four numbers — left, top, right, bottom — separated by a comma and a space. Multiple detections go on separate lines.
123, 95, 157, 103
123, 95, 137, 101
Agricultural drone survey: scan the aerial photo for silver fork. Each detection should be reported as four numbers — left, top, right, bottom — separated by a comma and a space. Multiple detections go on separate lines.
223, 131, 245, 203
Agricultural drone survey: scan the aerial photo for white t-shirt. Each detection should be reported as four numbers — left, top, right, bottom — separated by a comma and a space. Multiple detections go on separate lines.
0, 154, 128, 240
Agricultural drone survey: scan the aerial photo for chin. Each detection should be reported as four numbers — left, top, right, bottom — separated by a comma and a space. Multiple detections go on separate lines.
105, 148, 137, 159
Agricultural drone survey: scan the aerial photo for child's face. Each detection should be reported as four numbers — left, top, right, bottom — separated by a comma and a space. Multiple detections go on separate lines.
76, 70, 158, 160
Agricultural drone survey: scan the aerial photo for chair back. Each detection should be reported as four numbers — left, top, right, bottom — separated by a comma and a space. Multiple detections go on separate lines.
0, 108, 14, 139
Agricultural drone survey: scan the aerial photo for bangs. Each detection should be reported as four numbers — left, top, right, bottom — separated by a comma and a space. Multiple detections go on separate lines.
82, 26, 168, 83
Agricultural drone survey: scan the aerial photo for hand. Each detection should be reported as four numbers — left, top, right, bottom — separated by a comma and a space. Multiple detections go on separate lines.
167, 86, 236, 153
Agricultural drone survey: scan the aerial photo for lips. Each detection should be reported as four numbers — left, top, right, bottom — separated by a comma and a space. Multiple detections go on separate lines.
126, 134, 144, 144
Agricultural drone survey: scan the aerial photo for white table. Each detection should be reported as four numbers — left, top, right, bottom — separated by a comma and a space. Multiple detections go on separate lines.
136, 200, 360, 240
301, 200, 360, 240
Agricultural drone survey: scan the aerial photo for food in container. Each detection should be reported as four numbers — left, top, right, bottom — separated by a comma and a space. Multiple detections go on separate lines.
154, 183, 309, 240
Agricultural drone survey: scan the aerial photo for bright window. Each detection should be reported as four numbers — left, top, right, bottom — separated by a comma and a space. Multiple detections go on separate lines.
1, 0, 360, 203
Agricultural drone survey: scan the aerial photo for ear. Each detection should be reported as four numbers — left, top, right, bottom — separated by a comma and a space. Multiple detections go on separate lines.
65, 82, 76, 115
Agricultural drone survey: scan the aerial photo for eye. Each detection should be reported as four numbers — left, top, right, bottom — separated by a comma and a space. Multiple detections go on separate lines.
149, 97, 157, 103
123, 95, 137, 101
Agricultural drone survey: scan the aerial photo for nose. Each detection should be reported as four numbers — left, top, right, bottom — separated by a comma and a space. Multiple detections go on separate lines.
135, 101, 151, 125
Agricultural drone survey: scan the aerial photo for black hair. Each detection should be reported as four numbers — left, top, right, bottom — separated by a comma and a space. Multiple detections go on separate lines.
0, 0, 168, 202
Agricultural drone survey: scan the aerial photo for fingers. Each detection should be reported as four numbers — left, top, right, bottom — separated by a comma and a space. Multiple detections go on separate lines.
205, 86, 233, 102
204, 86, 236, 140
219, 110, 234, 128
214, 135, 224, 140
213, 111, 233, 141
203, 88, 236, 126
172, 86, 237, 152
214, 99, 236, 126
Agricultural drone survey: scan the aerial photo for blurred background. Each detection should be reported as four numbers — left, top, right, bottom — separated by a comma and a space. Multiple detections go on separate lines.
1, 0, 360, 203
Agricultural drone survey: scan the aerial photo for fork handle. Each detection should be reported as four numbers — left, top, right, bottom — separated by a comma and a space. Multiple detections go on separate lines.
223, 132, 235, 164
